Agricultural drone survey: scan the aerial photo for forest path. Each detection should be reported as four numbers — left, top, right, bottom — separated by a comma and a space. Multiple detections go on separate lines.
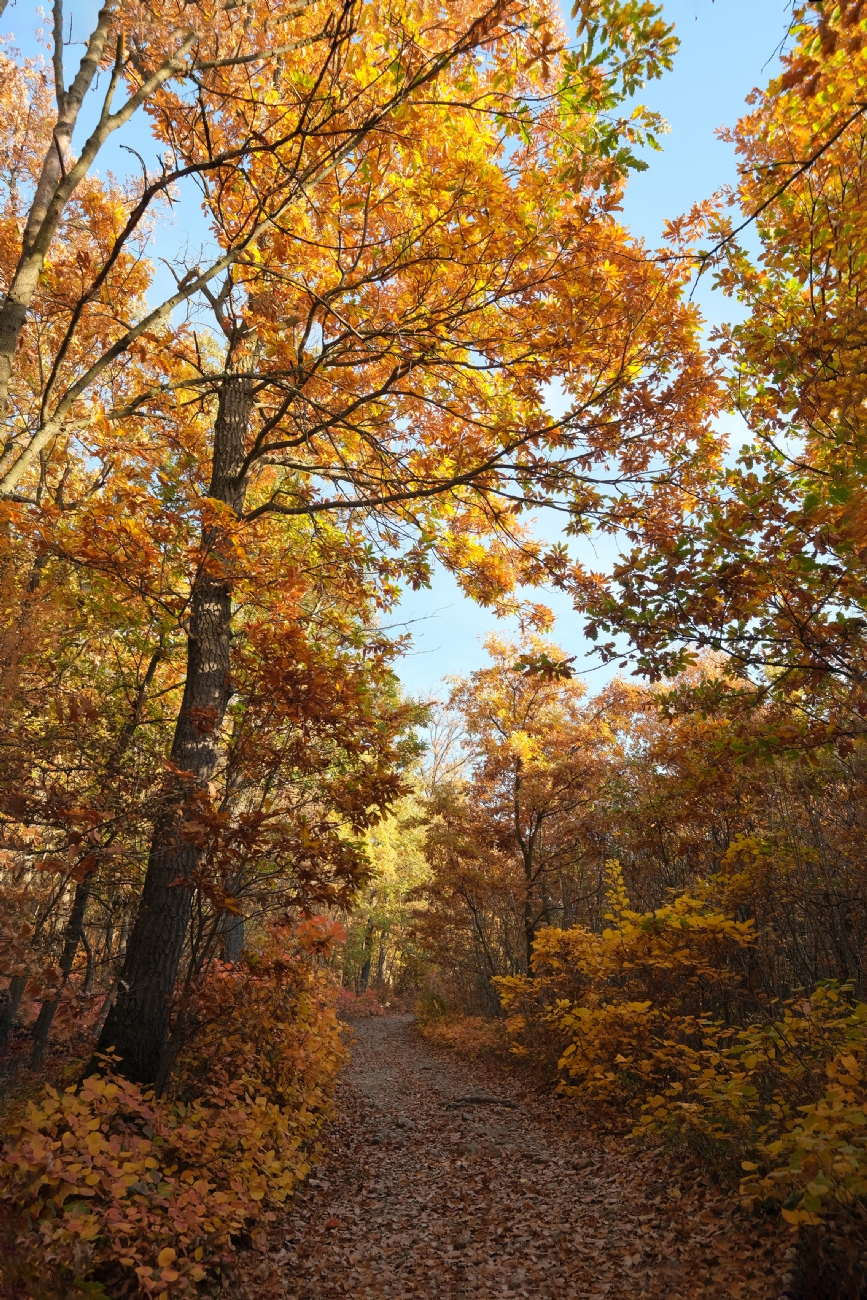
272, 1016, 790, 1300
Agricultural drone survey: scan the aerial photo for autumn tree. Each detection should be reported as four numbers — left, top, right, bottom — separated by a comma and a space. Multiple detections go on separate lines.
418, 635, 621, 994
340, 794, 429, 998
0, 0, 721, 1084
584, 0, 867, 734
418, 652, 867, 1018
585, 663, 867, 999
0, 487, 422, 1071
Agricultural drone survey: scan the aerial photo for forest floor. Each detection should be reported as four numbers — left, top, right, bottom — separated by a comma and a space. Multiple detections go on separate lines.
246, 1015, 795, 1300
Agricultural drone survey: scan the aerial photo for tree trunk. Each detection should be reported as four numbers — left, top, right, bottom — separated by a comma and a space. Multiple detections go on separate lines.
97, 350, 253, 1083
81, 926, 95, 995
359, 956, 372, 993
358, 915, 376, 993
523, 886, 535, 973
513, 762, 538, 973
220, 910, 245, 963
29, 873, 94, 1066
0, 973, 27, 1051
0, 5, 114, 428
30, 874, 92, 1069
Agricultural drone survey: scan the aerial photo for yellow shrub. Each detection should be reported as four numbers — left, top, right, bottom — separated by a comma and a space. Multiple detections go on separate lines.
497, 863, 867, 1228
496, 861, 753, 1101
654, 987, 867, 1225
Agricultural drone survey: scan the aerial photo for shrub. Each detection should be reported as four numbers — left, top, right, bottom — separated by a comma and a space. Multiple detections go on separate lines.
659, 985, 867, 1227
495, 861, 754, 1104
335, 988, 389, 1019
496, 863, 867, 1230
416, 1013, 506, 1059
0, 926, 346, 1298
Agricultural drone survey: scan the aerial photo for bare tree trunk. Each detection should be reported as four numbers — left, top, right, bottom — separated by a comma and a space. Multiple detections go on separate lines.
513, 762, 539, 972
29, 875, 92, 1068
220, 911, 245, 963
101, 916, 115, 971
358, 916, 376, 993
117, 911, 130, 961
0, 974, 27, 1051
523, 885, 536, 973
97, 345, 253, 1083
81, 926, 95, 995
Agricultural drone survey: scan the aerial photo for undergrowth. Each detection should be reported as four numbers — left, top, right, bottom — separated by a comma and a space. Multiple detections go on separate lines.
419, 862, 867, 1296
415, 1010, 507, 1059
0, 923, 346, 1298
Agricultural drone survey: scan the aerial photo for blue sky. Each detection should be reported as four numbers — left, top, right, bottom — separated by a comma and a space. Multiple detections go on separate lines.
391, 0, 793, 700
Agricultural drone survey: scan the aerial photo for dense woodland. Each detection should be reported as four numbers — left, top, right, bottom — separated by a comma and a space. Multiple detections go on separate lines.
1, 0, 867, 1294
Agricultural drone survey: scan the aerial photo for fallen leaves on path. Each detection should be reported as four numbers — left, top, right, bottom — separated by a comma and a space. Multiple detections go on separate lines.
240, 1016, 794, 1299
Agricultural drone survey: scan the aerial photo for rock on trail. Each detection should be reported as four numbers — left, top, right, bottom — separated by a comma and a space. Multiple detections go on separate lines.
264, 1016, 790, 1299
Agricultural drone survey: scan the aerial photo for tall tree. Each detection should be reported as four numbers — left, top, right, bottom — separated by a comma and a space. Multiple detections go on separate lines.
97, 0, 713, 1082
433, 635, 618, 970
583, 0, 867, 731
1, 0, 719, 1082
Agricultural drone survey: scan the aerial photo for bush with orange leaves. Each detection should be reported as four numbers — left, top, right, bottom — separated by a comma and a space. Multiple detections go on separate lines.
498, 862, 867, 1228
335, 988, 389, 1019
0, 921, 347, 1298
416, 1012, 507, 1059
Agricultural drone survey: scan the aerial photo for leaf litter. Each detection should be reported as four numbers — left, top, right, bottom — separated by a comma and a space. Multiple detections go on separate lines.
239, 1016, 795, 1299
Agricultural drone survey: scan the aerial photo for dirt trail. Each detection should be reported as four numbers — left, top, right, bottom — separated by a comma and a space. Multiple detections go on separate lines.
272, 1016, 791, 1299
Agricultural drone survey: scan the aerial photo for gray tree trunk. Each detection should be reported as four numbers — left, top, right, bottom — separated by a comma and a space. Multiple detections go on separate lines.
221, 911, 245, 963
30, 875, 92, 1068
96, 354, 253, 1083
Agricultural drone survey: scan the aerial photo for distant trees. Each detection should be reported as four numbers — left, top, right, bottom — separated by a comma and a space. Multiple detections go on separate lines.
424, 636, 619, 972
416, 641, 867, 1009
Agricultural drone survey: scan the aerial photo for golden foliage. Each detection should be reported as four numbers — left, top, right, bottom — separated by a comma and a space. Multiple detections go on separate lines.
498, 865, 867, 1228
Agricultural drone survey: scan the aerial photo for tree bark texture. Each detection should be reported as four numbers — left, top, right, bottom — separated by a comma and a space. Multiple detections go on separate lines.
97, 359, 253, 1083
220, 910, 245, 963
29, 874, 93, 1068
0, 973, 27, 1051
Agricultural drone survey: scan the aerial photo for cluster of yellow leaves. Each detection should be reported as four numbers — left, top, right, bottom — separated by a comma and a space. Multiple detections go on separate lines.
657, 988, 867, 1229
496, 860, 753, 1097
497, 861, 867, 1229
0, 930, 347, 1297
